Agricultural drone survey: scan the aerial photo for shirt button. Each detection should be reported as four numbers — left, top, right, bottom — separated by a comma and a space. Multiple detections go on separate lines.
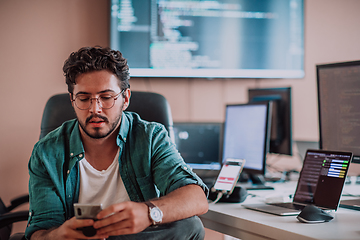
79, 154, 83, 158
183, 166, 188, 170
67, 170, 70, 174
70, 153, 74, 157
29, 212, 32, 216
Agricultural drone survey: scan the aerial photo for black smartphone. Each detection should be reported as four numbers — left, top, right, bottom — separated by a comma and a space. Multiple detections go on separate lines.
74, 203, 102, 237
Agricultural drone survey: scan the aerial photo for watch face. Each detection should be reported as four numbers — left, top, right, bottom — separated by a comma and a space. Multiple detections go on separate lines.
150, 207, 163, 222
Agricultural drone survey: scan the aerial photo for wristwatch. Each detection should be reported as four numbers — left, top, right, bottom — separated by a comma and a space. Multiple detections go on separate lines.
144, 201, 163, 225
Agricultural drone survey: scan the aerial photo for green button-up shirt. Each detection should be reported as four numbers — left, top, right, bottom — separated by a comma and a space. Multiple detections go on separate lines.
25, 112, 208, 239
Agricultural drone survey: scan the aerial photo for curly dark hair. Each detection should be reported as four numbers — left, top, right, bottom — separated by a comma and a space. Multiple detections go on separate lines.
63, 46, 130, 95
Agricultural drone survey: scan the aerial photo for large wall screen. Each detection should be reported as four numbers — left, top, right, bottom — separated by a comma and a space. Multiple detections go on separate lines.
110, 0, 304, 78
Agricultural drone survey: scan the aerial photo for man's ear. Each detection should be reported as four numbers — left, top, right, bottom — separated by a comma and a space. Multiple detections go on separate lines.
122, 89, 131, 111
69, 93, 74, 108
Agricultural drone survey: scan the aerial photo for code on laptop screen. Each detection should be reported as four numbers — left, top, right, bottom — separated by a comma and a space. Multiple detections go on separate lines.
293, 150, 352, 210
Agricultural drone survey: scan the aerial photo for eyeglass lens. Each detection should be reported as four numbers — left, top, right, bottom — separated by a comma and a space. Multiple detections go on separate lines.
74, 94, 118, 110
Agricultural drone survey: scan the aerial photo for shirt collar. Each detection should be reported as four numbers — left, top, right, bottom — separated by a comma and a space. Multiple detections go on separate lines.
69, 121, 85, 158
117, 112, 129, 146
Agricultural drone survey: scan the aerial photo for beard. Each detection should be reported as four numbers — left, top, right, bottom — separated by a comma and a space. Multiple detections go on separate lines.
78, 111, 123, 139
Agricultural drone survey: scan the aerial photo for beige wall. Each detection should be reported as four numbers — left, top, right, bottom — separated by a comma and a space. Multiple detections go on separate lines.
1, 0, 360, 222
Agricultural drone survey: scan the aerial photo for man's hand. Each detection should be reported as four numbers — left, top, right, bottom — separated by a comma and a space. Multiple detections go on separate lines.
94, 201, 151, 236
30, 217, 109, 240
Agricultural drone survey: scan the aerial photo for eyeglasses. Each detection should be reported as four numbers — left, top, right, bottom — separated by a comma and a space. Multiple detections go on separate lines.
72, 89, 125, 110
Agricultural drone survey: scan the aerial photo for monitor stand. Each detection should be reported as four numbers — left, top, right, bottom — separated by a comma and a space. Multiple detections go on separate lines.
339, 175, 360, 211
245, 173, 274, 190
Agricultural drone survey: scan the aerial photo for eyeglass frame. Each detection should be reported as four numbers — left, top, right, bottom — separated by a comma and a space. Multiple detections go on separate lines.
71, 89, 126, 110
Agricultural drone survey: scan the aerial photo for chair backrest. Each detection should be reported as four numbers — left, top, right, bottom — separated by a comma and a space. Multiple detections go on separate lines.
0, 198, 12, 240
0, 196, 29, 240
39, 91, 174, 141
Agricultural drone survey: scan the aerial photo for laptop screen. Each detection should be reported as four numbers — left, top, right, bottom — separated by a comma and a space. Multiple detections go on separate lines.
293, 150, 352, 210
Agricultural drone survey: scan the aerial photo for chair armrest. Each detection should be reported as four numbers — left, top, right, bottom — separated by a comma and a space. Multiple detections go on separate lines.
0, 211, 29, 229
7, 195, 29, 212
9, 232, 26, 240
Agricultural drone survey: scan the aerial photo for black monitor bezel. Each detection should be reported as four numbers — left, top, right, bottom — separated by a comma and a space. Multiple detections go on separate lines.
317, 60, 360, 163
248, 87, 293, 156
222, 102, 272, 175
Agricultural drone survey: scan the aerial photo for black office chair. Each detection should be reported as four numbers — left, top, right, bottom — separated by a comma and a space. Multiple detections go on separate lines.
1, 91, 174, 240
39, 91, 175, 141
0, 196, 29, 240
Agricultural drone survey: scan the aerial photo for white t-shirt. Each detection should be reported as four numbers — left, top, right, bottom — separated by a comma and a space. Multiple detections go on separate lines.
78, 149, 130, 208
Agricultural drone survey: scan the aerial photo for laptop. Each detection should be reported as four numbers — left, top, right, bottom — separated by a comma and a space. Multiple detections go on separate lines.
243, 149, 352, 216
339, 199, 360, 211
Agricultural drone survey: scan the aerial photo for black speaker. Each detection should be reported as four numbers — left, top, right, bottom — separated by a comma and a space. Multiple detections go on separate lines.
208, 186, 248, 203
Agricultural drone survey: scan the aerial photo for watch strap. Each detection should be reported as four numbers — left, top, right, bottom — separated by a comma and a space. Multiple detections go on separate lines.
145, 201, 156, 209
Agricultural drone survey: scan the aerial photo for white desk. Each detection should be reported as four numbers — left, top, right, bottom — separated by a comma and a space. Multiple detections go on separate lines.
200, 181, 360, 240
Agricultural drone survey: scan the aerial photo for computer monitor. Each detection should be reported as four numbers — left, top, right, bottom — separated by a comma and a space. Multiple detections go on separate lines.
317, 60, 360, 163
222, 102, 272, 188
248, 87, 293, 156
173, 122, 222, 182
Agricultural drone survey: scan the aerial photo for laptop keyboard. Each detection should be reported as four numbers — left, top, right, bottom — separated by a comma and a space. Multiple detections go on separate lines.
269, 202, 305, 210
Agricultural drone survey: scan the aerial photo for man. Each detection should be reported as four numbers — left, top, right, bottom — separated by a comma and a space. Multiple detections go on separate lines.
26, 46, 209, 240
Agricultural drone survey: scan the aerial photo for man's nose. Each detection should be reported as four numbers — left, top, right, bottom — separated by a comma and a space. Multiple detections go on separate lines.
89, 98, 102, 113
